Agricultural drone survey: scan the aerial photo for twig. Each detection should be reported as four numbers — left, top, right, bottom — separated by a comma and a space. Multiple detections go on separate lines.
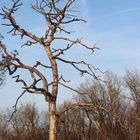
8, 90, 26, 122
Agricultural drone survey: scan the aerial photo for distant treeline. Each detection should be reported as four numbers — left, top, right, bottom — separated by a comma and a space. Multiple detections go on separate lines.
0, 71, 140, 140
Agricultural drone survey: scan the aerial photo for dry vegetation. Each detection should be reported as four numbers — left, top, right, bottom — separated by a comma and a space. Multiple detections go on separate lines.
0, 71, 140, 140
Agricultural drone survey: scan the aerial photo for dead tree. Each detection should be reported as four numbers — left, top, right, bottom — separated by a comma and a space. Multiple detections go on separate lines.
125, 71, 140, 140
0, 0, 99, 139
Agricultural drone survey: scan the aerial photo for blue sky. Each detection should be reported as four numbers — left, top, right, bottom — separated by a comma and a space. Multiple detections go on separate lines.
0, 0, 140, 110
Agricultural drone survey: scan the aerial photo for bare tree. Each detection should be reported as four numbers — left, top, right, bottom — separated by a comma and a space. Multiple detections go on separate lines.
58, 73, 128, 140
57, 102, 100, 140
125, 70, 140, 140
9, 104, 40, 140
0, 112, 10, 140
0, 0, 99, 139
0, 103, 48, 140
54, 71, 140, 140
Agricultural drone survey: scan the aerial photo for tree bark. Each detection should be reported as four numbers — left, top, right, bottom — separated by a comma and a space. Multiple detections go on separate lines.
49, 100, 57, 140
136, 102, 140, 140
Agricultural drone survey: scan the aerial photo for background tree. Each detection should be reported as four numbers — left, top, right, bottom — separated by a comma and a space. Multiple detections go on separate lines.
0, 0, 99, 139
0, 104, 49, 140
0, 71, 140, 140
9, 104, 40, 140
124, 71, 140, 140
74, 73, 127, 140
57, 72, 129, 140
0, 34, 6, 86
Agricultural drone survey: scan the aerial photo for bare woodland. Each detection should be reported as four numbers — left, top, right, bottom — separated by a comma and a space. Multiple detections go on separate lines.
0, 71, 140, 140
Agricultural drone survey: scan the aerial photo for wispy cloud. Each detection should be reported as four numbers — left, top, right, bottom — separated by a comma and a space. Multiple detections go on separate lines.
80, 0, 91, 22
95, 6, 140, 20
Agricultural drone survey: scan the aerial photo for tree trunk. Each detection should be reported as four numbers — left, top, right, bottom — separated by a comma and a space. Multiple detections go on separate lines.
136, 102, 140, 140
49, 100, 57, 140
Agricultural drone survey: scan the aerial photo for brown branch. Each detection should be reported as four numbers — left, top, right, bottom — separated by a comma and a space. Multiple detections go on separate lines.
59, 75, 70, 83
59, 81, 80, 94
54, 37, 99, 54
34, 61, 52, 69
8, 90, 27, 122
1, 0, 42, 43
61, 18, 86, 24
21, 40, 38, 48
56, 57, 99, 78
12, 75, 27, 87
32, 0, 82, 37
1, 42, 52, 100
57, 103, 109, 119
52, 42, 77, 57
85, 109, 92, 139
